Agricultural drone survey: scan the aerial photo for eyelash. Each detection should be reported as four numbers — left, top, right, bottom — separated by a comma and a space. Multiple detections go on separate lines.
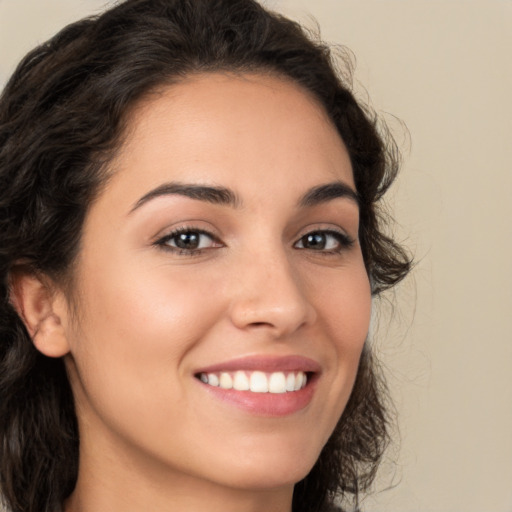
295, 230, 355, 254
154, 226, 355, 256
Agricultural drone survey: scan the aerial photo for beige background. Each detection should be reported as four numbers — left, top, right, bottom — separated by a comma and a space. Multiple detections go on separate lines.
1, 1, 511, 511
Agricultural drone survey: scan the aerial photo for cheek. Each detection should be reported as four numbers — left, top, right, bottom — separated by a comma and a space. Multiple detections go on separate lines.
66, 257, 227, 410
314, 262, 371, 349
78, 253, 224, 343
310, 264, 371, 425
64, 260, 234, 469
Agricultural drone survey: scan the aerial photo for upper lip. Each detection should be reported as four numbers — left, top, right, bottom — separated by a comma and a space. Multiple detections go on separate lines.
195, 355, 321, 374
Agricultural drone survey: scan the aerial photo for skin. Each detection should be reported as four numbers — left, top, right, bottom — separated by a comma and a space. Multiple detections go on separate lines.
21, 73, 371, 512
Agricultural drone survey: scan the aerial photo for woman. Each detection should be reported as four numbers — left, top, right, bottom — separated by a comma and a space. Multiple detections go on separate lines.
0, 1, 410, 511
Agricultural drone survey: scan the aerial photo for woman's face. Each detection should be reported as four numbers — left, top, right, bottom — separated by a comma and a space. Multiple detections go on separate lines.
61, 73, 371, 495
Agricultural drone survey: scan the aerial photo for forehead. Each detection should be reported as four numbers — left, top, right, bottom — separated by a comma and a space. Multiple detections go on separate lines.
107, 72, 354, 203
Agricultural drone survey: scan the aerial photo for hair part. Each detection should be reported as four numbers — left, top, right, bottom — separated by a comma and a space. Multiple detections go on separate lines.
0, 1, 411, 511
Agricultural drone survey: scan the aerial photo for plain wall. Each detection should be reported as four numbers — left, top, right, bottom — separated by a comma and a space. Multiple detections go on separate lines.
1, 1, 511, 511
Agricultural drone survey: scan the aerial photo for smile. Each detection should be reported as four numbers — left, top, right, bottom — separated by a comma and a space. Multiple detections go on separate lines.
194, 355, 319, 415
197, 370, 308, 393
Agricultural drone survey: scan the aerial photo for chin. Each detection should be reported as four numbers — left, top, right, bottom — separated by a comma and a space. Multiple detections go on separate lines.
216, 461, 313, 492
200, 435, 324, 491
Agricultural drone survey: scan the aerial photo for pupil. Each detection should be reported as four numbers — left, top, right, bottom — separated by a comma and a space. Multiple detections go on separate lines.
305, 233, 326, 249
176, 232, 199, 249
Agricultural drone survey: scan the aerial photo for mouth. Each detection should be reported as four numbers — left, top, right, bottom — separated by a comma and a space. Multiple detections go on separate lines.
193, 355, 320, 416
196, 370, 310, 394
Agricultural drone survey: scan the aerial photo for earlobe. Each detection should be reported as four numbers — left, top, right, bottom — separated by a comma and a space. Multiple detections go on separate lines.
9, 269, 71, 358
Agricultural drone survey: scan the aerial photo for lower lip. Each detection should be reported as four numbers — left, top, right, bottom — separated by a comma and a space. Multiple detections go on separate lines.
198, 376, 317, 417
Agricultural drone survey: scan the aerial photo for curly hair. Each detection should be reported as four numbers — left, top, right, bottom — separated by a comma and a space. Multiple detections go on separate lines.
0, 1, 411, 511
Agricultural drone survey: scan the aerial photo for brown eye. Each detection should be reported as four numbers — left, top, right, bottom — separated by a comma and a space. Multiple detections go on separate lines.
173, 231, 202, 250
294, 230, 354, 252
301, 233, 328, 250
157, 228, 221, 253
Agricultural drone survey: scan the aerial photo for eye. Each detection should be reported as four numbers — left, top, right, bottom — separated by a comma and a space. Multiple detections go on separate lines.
294, 230, 354, 252
155, 228, 222, 254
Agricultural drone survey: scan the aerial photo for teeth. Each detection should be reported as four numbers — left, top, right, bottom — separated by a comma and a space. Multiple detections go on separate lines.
200, 371, 308, 393
286, 372, 296, 391
250, 371, 268, 393
268, 372, 287, 393
207, 373, 219, 387
293, 373, 302, 391
294, 372, 305, 391
219, 372, 233, 389
233, 371, 250, 391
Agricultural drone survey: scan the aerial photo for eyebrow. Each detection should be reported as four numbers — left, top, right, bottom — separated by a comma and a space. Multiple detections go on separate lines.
298, 182, 359, 208
129, 180, 358, 214
130, 182, 241, 213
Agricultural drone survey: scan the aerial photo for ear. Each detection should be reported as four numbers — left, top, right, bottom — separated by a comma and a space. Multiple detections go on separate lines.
9, 268, 71, 358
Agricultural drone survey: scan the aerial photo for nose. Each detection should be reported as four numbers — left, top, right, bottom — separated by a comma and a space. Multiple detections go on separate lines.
228, 249, 317, 338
